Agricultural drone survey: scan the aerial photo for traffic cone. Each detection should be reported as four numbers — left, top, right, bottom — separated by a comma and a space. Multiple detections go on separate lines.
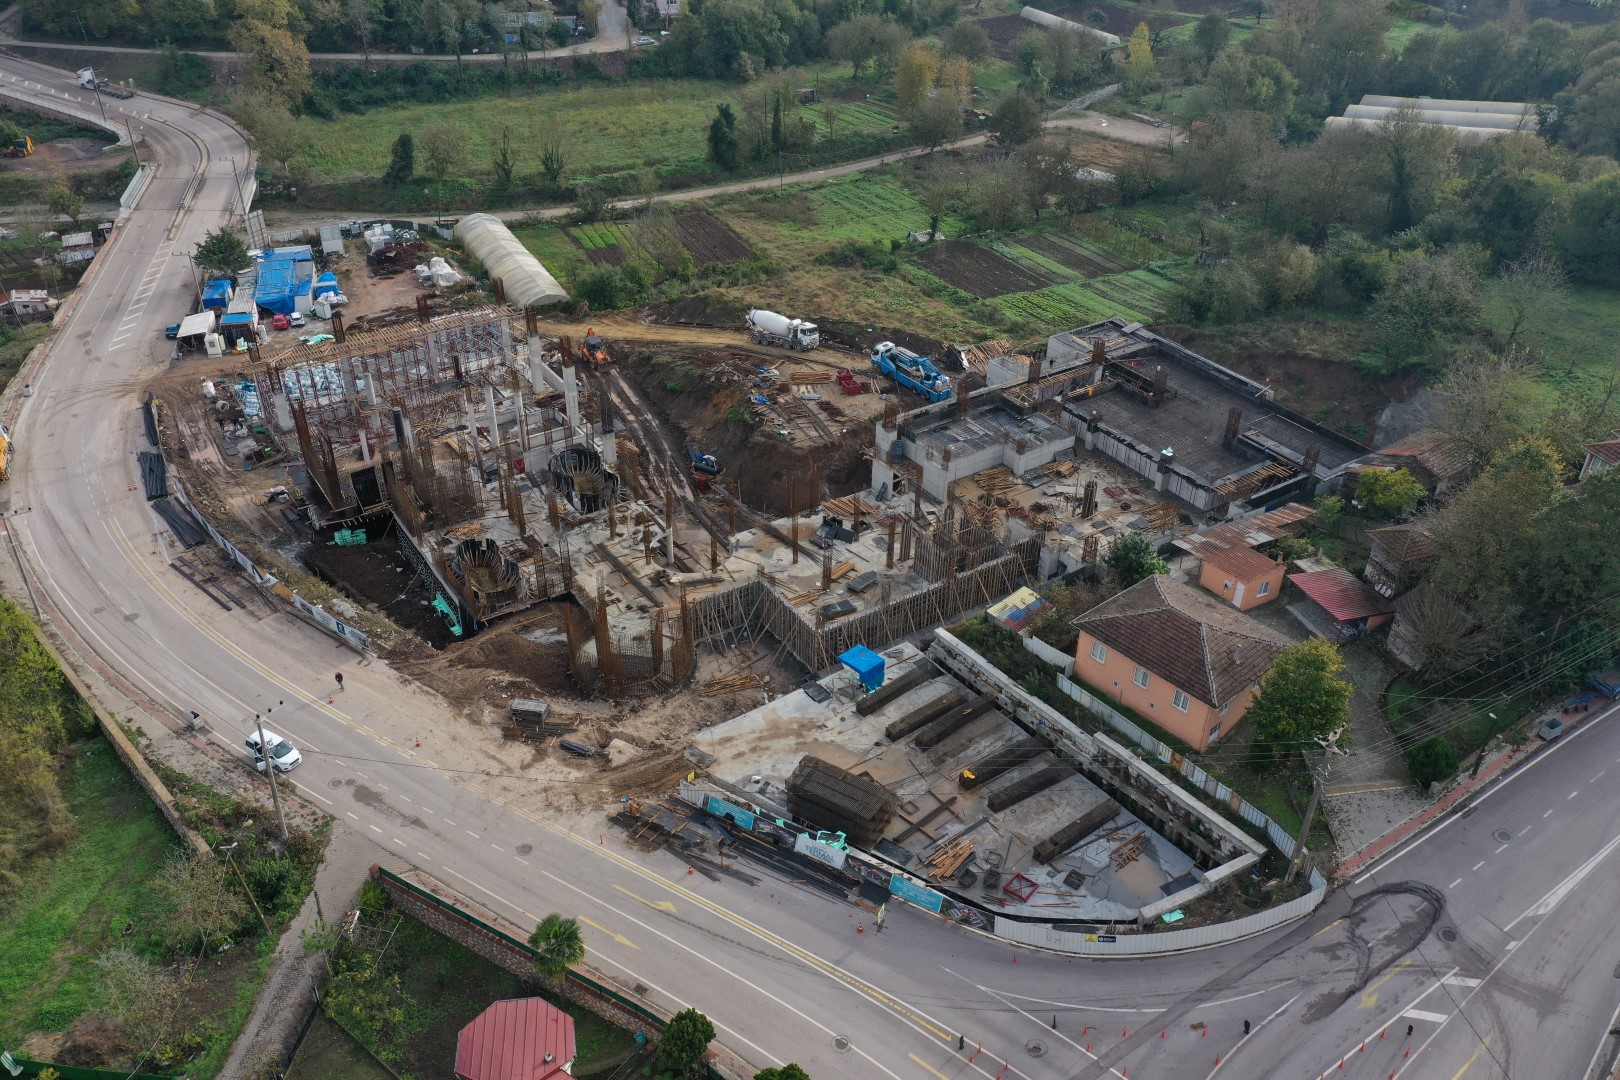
1380, 1029, 1386, 1039
1337, 1060, 1345, 1069
1360, 1042, 1366, 1053
687, 866, 694, 875
1214, 1056, 1221, 1066
1085, 1044, 1091, 1054
1202, 1028, 1207, 1037
328, 696, 334, 704
1122, 1029, 1129, 1039
1160, 1029, 1166, 1039
857, 924, 865, 934
1082, 1027, 1089, 1036
415, 737, 422, 747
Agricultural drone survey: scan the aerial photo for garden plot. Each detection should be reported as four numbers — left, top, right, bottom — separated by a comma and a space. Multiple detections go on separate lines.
997, 281, 1152, 330
817, 100, 901, 135
672, 210, 751, 266
567, 221, 632, 266
807, 176, 934, 243
916, 240, 1052, 298
1084, 269, 1178, 316
1020, 232, 1136, 278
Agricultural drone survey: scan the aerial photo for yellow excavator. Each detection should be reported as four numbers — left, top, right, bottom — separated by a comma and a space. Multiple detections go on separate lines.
581, 327, 610, 366
0, 423, 13, 481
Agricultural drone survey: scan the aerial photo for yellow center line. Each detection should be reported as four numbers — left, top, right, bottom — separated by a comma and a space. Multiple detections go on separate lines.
1450, 1035, 1493, 1080
909, 1052, 953, 1080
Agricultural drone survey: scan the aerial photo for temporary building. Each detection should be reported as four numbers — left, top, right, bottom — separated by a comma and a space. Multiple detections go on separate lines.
202, 280, 233, 310
1018, 6, 1120, 47
837, 644, 886, 692
453, 213, 569, 309
255, 257, 314, 315
176, 311, 216, 340
313, 272, 340, 299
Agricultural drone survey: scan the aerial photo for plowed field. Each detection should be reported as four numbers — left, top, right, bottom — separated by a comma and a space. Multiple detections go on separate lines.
916, 240, 1051, 298
1019, 232, 1135, 278
673, 211, 751, 266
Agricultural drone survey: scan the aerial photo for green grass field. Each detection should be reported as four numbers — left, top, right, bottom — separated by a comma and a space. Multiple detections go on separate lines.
1482, 284, 1620, 394
0, 740, 178, 1042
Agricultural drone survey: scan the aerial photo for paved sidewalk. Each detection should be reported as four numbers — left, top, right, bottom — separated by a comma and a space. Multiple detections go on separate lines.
219, 825, 408, 1079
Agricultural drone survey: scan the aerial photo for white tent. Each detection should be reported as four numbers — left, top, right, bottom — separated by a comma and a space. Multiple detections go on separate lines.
452, 213, 569, 309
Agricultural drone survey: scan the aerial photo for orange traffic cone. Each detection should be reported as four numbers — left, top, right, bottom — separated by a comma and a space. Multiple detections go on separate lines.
857, 924, 865, 934
1160, 1029, 1166, 1039
1380, 1029, 1387, 1039
328, 696, 334, 704
1360, 1041, 1366, 1053
1122, 1029, 1129, 1038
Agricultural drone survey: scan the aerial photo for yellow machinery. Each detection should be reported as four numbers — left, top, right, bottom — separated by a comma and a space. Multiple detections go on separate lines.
0, 423, 12, 481
581, 327, 610, 366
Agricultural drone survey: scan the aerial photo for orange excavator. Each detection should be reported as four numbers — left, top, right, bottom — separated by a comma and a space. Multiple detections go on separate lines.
581, 327, 610, 366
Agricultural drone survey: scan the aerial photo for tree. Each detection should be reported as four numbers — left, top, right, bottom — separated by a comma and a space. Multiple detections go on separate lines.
1123, 21, 1156, 98
490, 125, 519, 190
659, 1008, 715, 1077
149, 0, 217, 41
1353, 468, 1425, 519
46, 184, 84, 228
574, 181, 609, 222
908, 94, 961, 151
896, 43, 940, 118
95, 945, 181, 1041
939, 57, 973, 107
942, 20, 991, 63
1517, 463, 1620, 614
1105, 531, 1169, 585
1491, 252, 1569, 352
235, 92, 310, 175
195, 227, 250, 278
826, 14, 908, 78
344, 0, 379, 60
229, 20, 311, 109
152, 849, 249, 954
418, 121, 469, 217
1372, 104, 1457, 235
529, 913, 585, 979
1370, 247, 1484, 369
1244, 638, 1353, 754
756, 1067, 812, 1080
538, 118, 572, 186
708, 103, 740, 169
1419, 355, 1543, 470
421, 0, 482, 57
1406, 736, 1458, 788
1192, 12, 1230, 62
1394, 583, 1490, 677
384, 131, 414, 184
991, 91, 1042, 147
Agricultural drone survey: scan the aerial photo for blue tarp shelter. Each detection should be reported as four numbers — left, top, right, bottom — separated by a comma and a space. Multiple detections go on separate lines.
837, 645, 886, 692
202, 279, 232, 310
255, 258, 314, 315
313, 272, 340, 299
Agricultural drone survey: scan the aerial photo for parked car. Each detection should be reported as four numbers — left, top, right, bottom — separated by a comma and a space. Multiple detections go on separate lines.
634, 35, 656, 46
245, 729, 302, 772
1538, 718, 1566, 742
271, 313, 290, 331
289, 310, 306, 327
163, 323, 181, 339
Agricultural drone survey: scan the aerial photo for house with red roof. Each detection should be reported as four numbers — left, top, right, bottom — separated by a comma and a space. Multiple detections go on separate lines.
1580, 431, 1620, 482
1286, 568, 1394, 644
1197, 544, 1286, 611
456, 998, 577, 1080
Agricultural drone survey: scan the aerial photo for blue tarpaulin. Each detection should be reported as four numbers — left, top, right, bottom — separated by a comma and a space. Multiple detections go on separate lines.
201, 279, 231, 310
313, 272, 340, 299
837, 645, 886, 692
254, 258, 314, 315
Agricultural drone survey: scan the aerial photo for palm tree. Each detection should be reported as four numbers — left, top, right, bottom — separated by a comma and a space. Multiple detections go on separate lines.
529, 913, 585, 979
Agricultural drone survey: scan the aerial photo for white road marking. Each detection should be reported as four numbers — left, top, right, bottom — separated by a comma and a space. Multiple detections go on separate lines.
291, 783, 332, 806
1519, 825, 1532, 836
1569, 790, 1579, 800
346, 812, 357, 820
1494, 843, 1508, 854
369, 825, 382, 834
490, 843, 503, 851
1544, 809, 1554, 818
1442, 976, 1482, 988
1513, 833, 1620, 926
1471, 861, 1484, 871
417, 851, 431, 860
1205, 992, 1302, 1079
1402, 1009, 1450, 1023
398, 795, 410, 802
1448, 878, 1461, 889
443, 818, 457, 825
466, 829, 479, 837
515, 857, 530, 865
1593, 770, 1606, 782
391, 837, 404, 846
421, 806, 434, 815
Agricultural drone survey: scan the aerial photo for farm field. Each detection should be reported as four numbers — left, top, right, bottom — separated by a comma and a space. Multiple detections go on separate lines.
562, 210, 751, 268
805, 175, 945, 243
916, 240, 1050, 297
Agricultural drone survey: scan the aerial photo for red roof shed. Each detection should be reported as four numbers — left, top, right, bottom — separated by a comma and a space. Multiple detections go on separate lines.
456, 998, 577, 1080
1287, 568, 1395, 643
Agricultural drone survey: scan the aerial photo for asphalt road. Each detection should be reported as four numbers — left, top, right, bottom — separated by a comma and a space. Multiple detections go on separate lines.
2, 57, 1618, 1080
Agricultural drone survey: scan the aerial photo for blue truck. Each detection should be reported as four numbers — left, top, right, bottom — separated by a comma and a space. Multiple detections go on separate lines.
871, 341, 952, 403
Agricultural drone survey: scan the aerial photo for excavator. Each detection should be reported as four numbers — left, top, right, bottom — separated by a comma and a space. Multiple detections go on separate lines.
581, 327, 610, 366
0, 423, 13, 482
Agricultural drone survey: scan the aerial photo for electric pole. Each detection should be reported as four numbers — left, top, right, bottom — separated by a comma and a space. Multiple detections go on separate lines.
1285, 765, 1325, 886
256, 710, 289, 842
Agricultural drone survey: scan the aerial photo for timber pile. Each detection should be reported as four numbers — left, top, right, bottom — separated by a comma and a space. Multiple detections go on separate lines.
1038, 459, 1078, 478
786, 755, 898, 847
790, 370, 833, 384
973, 466, 1020, 495
448, 523, 487, 541
1143, 502, 1181, 532
829, 560, 856, 581
923, 835, 976, 881
962, 500, 1002, 532
1033, 799, 1122, 864
702, 671, 767, 696
1112, 832, 1147, 869
787, 588, 824, 606
883, 686, 969, 741
854, 661, 939, 716
823, 494, 879, 518
958, 735, 1047, 790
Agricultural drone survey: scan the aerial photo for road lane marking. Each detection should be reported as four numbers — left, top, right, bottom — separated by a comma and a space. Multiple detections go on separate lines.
1359, 958, 1412, 1009
1471, 861, 1484, 871
1448, 878, 1461, 889
369, 825, 381, 834
1312, 918, 1342, 937
1494, 843, 1508, 854
397, 795, 410, 802
391, 837, 404, 846
947, 972, 1122, 1079
290, 782, 332, 806
1518, 825, 1532, 836
466, 829, 479, 838
578, 914, 638, 950
1512, 832, 1620, 926
614, 884, 677, 913
909, 1053, 953, 1080
376, 783, 388, 791
417, 852, 430, 860
1569, 790, 1579, 799
1594, 770, 1607, 782
490, 843, 503, 851
514, 857, 529, 865
1442, 976, 1482, 988
1205, 992, 1302, 1079
1402, 1009, 1450, 1023
443, 818, 457, 825
346, 812, 357, 820
1544, 809, 1554, 818
1448, 1035, 1492, 1079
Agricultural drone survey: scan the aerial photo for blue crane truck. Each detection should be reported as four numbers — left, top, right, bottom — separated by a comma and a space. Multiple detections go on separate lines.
871, 341, 952, 403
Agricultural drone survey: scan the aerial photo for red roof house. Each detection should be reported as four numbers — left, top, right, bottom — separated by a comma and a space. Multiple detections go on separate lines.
456, 998, 577, 1080
1579, 431, 1620, 481
1286, 568, 1394, 643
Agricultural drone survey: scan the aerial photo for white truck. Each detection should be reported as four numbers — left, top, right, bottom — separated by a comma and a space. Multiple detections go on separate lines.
746, 308, 820, 351
77, 67, 135, 99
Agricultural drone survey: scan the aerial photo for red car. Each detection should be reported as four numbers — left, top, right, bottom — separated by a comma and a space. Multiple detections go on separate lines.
271, 313, 290, 331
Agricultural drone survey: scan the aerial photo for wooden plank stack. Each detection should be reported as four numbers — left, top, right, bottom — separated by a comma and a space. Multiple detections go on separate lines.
701, 671, 766, 697
1112, 832, 1147, 869
973, 466, 1020, 495
923, 835, 976, 881
829, 560, 856, 581
823, 494, 879, 518
1038, 459, 1078, 478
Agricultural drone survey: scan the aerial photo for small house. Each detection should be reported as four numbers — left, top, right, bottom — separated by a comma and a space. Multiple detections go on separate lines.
1579, 431, 1620, 481
987, 586, 1047, 632
1197, 545, 1285, 611
58, 230, 96, 265
1363, 523, 1435, 598
1286, 567, 1394, 643
652, 0, 680, 21
4, 288, 54, 319
455, 998, 576, 1080
1364, 430, 1471, 497
1072, 575, 1291, 751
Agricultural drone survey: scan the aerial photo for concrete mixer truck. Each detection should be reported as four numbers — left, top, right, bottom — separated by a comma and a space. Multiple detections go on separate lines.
746, 309, 820, 351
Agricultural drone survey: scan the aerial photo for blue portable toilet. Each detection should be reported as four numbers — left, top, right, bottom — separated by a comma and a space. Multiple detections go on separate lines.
837, 645, 886, 693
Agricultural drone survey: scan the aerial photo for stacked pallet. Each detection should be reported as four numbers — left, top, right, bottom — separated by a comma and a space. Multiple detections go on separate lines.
786, 755, 898, 848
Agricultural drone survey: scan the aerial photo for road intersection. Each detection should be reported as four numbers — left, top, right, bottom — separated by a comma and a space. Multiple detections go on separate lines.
1, 59, 1617, 1079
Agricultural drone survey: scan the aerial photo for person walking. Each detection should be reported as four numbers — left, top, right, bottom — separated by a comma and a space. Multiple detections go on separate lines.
335, 671, 345, 692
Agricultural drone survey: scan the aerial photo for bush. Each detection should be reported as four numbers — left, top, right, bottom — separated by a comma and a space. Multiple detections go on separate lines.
1406, 735, 1458, 788
356, 878, 390, 915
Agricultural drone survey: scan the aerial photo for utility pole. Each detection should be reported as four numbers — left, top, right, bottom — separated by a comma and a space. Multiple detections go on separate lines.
256, 710, 289, 842
1285, 765, 1324, 886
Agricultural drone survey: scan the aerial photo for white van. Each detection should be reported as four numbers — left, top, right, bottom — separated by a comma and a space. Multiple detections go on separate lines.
245, 729, 303, 772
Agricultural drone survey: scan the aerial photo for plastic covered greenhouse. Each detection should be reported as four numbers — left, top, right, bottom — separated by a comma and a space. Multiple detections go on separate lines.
452, 213, 570, 309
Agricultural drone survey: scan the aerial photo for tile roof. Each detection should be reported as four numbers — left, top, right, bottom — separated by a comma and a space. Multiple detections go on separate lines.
1287, 568, 1395, 622
1370, 429, 1471, 481
1175, 502, 1315, 559
456, 998, 575, 1080
1073, 575, 1291, 707
1584, 438, 1620, 467
1365, 523, 1436, 562
1202, 545, 1283, 581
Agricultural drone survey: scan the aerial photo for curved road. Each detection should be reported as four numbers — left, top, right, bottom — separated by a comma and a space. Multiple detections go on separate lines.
2, 55, 1618, 1080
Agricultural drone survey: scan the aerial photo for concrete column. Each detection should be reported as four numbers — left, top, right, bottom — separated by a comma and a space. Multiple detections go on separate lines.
1156, 448, 1174, 492
562, 361, 580, 438
359, 428, 371, 465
